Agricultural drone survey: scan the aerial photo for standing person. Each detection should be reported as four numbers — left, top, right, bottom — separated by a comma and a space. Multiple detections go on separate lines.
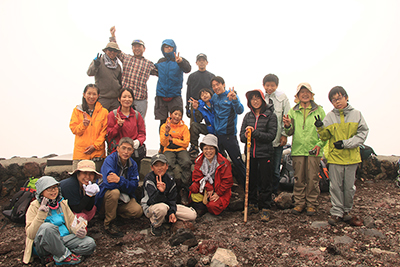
70, 84, 108, 173
23, 176, 96, 265
263, 74, 291, 196
154, 39, 191, 130
107, 88, 146, 170
240, 90, 277, 221
141, 154, 197, 236
283, 83, 326, 216
189, 134, 234, 217
185, 53, 215, 118
87, 42, 122, 111
60, 160, 101, 223
315, 86, 369, 226
95, 137, 143, 238
109, 26, 157, 118
211, 76, 246, 188
159, 106, 191, 205
188, 88, 215, 158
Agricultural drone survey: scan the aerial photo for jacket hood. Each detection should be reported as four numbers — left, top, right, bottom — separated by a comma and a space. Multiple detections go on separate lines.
246, 89, 271, 113
332, 104, 353, 115
35, 176, 59, 199
293, 100, 320, 112
161, 39, 177, 61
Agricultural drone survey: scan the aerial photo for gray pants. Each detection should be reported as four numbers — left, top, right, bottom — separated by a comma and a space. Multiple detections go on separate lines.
189, 122, 208, 147
329, 164, 357, 217
133, 99, 148, 119
164, 150, 192, 186
34, 223, 96, 262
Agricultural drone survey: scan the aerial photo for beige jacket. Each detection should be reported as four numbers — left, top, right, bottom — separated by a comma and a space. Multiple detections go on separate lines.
23, 200, 76, 264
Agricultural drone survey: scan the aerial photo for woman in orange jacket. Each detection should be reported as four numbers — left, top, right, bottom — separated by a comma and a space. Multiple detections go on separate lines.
70, 84, 108, 172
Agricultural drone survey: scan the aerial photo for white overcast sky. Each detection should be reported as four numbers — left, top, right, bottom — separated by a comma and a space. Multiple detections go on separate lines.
0, 0, 399, 158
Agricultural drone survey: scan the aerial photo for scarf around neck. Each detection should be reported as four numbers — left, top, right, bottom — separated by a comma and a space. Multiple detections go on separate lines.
199, 155, 218, 193
104, 53, 118, 69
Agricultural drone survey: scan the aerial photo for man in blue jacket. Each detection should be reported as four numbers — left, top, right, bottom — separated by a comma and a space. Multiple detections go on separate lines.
211, 76, 246, 188
95, 137, 143, 238
154, 39, 191, 129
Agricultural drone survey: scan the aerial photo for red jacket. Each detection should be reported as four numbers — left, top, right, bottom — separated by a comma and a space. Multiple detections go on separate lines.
107, 107, 146, 153
190, 153, 233, 209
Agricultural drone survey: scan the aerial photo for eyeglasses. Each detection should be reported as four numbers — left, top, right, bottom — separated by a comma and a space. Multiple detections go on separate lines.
45, 185, 59, 192
331, 95, 344, 103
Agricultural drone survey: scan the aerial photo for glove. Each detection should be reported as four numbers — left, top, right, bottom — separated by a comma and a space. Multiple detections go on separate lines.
75, 227, 87, 239
334, 140, 344, 149
314, 115, 323, 128
94, 53, 102, 66
38, 197, 49, 213
83, 181, 100, 197
133, 139, 140, 150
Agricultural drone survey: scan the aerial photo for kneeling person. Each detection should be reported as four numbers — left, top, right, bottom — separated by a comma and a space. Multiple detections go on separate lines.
95, 137, 143, 238
141, 154, 197, 236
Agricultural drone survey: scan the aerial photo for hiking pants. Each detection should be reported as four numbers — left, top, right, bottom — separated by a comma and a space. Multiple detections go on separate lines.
272, 146, 284, 194
164, 150, 192, 186
189, 122, 208, 147
292, 156, 321, 208
216, 134, 246, 188
329, 163, 357, 217
248, 157, 273, 209
146, 203, 197, 227
103, 189, 143, 226
34, 223, 95, 262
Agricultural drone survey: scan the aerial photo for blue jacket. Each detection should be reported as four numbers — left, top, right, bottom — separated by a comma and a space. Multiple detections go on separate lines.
155, 39, 191, 98
212, 91, 244, 135
191, 99, 215, 134
95, 152, 139, 207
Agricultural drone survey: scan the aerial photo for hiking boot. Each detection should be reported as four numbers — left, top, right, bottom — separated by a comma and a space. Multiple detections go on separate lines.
55, 253, 81, 265
180, 188, 189, 206
242, 204, 259, 215
328, 215, 342, 226
104, 223, 124, 238
306, 206, 316, 216
189, 145, 199, 158
343, 212, 352, 222
260, 209, 271, 222
40, 255, 54, 265
292, 205, 304, 215
151, 225, 163, 236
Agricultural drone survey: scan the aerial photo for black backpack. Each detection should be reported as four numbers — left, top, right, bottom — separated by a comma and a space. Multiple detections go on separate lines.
279, 153, 295, 189
2, 178, 37, 224
319, 159, 330, 192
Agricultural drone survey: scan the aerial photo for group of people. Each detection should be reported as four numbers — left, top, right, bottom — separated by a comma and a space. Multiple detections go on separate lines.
22, 27, 369, 265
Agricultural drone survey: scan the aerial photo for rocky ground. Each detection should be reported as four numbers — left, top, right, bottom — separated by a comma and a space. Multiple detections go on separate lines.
0, 178, 399, 267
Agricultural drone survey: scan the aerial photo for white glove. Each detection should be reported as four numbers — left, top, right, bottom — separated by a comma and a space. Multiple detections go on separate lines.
133, 139, 140, 150
83, 181, 100, 197
75, 227, 87, 238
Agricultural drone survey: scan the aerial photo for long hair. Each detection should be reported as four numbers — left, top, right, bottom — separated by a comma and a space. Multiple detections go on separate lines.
82, 84, 100, 112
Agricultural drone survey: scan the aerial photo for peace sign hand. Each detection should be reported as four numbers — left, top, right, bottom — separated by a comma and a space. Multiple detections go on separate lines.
83, 112, 90, 126
227, 87, 237, 101
174, 52, 182, 63
156, 175, 166, 192
188, 97, 199, 110
283, 114, 291, 128
165, 120, 171, 133
115, 113, 124, 127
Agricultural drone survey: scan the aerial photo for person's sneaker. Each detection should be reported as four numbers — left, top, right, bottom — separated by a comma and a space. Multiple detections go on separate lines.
189, 145, 199, 158
151, 225, 163, 236
342, 212, 352, 222
104, 223, 124, 238
55, 253, 81, 265
242, 204, 259, 215
260, 209, 271, 222
292, 205, 304, 215
306, 206, 316, 216
328, 215, 342, 226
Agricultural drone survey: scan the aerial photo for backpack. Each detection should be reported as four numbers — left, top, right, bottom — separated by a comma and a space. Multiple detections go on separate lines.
279, 153, 295, 190
319, 159, 330, 192
2, 177, 38, 224
359, 144, 377, 161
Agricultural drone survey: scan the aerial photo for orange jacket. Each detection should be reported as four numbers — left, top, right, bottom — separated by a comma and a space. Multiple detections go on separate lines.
160, 118, 190, 153
69, 102, 108, 160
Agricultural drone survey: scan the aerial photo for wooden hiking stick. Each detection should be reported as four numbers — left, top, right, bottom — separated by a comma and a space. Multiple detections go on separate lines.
244, 128, 251, 223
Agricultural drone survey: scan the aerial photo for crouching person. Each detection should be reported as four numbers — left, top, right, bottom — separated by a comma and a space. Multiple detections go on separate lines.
189, 134, 234, 217
95, 137, 143, 238
23, 176, 95, 265
141, 154, 197, 236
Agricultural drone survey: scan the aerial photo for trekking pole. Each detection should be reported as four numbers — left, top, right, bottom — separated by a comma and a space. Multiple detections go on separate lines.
244, 128, 251, 223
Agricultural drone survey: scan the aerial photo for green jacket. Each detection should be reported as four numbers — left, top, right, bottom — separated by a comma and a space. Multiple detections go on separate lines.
317, 104, 368, 165
285, 101, 326, 156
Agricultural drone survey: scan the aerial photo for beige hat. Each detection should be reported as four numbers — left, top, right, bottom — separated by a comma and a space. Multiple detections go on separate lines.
294, 82, 315, 103
69, 160, 102, 180
102, 42, 121, 52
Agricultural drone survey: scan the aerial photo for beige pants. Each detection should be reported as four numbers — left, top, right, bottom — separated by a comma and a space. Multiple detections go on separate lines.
103, 189, 143, 226
292, 156, 321, 208
145, 203, 197, 228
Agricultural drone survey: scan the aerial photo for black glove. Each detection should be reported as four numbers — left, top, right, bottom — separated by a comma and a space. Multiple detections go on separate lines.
314, 115, 323, 127
94, 53, 102, 66
334, 140, 344, 149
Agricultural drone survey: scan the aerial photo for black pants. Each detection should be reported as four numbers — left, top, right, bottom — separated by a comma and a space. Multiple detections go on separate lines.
249, 157, 273, 209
